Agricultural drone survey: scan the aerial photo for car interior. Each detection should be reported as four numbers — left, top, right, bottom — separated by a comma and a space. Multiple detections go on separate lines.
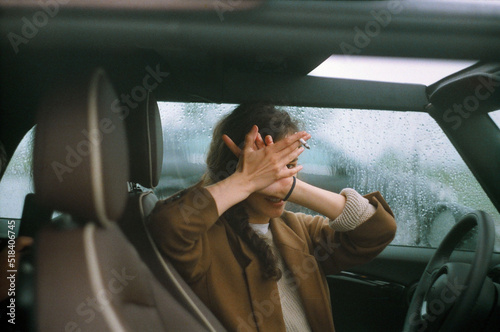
1, 1, 500, 331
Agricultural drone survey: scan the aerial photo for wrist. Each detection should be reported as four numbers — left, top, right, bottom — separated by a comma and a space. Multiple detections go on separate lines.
286, 179, 347, 220
286, 177, 302, 203
205, 173, 253, 216
283, 176, 296, 201
329, 188, 375, 231
228, 171, 255, 197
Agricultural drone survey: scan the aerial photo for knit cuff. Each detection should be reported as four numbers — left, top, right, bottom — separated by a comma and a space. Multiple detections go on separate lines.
329, 188, 377, 232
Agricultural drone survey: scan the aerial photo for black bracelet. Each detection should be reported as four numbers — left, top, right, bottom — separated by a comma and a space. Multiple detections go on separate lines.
283, 176, 296, 201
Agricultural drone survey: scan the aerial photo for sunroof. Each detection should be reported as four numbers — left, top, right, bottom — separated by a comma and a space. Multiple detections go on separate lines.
308, 55, 477, 85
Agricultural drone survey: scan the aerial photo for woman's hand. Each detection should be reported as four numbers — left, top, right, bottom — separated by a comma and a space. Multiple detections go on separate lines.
257, 176, 294, 199
206, 125, 309, 216
234, 125, 307, 193
213, 127, 348, 219
223, 128, 309, 199
222, 129, 266, 156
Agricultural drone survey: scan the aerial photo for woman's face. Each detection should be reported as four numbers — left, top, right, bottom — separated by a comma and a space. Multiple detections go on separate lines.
244, 158, 299, 223
244, 192, 288, 222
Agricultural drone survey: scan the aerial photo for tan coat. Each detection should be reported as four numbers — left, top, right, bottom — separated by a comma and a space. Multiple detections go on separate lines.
148, 183, 397, 332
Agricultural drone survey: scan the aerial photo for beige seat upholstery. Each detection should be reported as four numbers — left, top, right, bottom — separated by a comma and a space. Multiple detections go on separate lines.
33, 69, 214, 331
119, 92, 226, 331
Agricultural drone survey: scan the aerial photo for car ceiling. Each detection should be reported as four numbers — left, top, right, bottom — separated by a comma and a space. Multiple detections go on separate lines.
1, 0, 500, 155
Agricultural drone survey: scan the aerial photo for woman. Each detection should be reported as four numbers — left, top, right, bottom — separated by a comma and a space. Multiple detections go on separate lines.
149, 103, 397, 332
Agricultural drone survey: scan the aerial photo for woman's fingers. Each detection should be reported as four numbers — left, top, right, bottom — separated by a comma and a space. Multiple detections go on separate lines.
282, 164, 303, 178
255, 133, 265, 149
243, 125, 259, 152
234, 127, 308, 190
268, 132, 311, 149
225, 125, 263, 156
279, 146, 305, 175
277, 132, 308, 150
222, 134, 241, 157
274, 132, 309, 159
224, 128, 308, 159
260, 132, 308, 179
223, 127, 285, 159
274, 133, 309, 178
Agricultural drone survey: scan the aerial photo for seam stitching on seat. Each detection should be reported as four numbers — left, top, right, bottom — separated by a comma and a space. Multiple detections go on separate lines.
84, 224, 126, 332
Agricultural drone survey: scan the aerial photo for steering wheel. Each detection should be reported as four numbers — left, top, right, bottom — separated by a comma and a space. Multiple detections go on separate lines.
403, 210, 495, 332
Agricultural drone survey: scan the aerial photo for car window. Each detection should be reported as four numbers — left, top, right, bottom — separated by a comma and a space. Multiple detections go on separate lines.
0, 127, 35, 237
157, 102, 500, 252
490, 109, 500, 129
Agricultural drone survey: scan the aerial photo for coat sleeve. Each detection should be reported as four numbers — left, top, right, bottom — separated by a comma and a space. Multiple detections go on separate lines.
301, 191, 397, 275
147, 182, 220, 283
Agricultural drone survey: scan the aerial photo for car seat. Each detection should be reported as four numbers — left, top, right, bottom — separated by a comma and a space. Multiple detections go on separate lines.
33, 68, 218, 331
118, 91, 226, 331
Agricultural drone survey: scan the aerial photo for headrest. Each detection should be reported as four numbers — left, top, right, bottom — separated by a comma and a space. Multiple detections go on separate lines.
34, 68, 129, 226
125, 92, 163, 188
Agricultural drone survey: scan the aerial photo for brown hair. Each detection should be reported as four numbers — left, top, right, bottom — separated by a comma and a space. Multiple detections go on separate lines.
204, 103, 299, 280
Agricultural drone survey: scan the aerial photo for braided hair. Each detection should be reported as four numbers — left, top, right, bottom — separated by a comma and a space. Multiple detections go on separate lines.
203, 103, 299, 280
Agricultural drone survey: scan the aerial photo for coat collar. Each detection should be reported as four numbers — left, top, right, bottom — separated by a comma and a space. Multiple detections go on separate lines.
220, 217, 287, 331
220, 216, 308, 266
269, 217, 306, 253
220, 216, 335, 332
270, 216, 335, 332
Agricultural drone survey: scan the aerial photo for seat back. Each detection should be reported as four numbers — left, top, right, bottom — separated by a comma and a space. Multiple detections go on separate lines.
33, 68, 211, 331
118, 92, 226, 331
126, 91, 163, 191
